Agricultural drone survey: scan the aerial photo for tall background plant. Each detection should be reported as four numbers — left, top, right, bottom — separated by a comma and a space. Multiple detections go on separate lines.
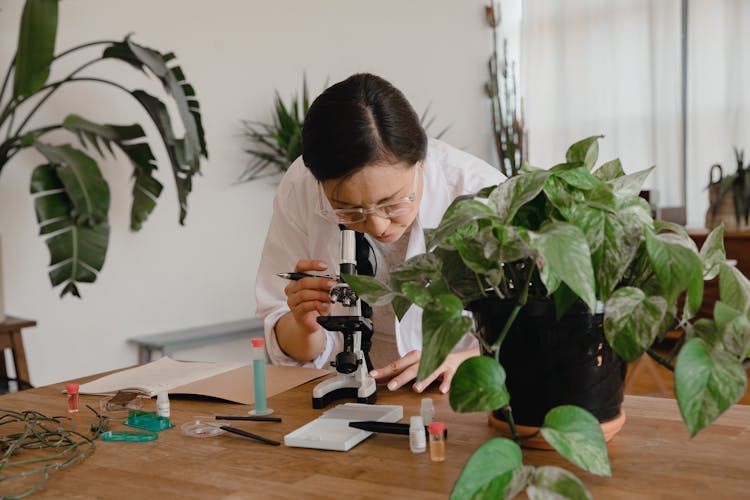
485, 1, 526, 178
0, 0, 207, 297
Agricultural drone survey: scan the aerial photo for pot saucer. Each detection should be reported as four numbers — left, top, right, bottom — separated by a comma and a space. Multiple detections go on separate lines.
487, 411, 626, 450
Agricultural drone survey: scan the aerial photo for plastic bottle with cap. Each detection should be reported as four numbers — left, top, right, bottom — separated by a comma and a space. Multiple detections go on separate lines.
66, 383, 79, 413
409, 415, 426, 453
249, 337, 272, 416
420, 397, 434, 425
428, 421, 446, 462
156, 391, 170, 418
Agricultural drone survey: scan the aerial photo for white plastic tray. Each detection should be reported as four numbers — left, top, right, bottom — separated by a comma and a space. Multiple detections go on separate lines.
283, 403, 403, 451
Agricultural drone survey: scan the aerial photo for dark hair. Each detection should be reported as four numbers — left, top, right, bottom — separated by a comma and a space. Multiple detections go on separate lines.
302, 73, 427, 181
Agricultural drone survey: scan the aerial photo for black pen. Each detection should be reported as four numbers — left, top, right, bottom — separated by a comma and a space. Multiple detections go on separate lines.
349, 421, 447, 439
219, 425, 281, 446
215, 415, 282, 423
276, 272, 339, 281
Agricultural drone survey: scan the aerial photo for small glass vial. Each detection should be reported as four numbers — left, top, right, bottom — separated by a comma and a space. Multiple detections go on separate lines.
156, 391, 170, 418
428, 421, 446, 462
409, 416, 426, 453
249, 338, 273, 416
66, 383, 80, 413
420, 397, 434, 425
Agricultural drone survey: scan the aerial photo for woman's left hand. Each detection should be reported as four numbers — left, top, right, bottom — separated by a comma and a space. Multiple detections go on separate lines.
369, 347, 480, 394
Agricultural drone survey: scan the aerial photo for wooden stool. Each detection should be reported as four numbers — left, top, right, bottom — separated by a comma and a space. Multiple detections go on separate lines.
0, 315, 36, 389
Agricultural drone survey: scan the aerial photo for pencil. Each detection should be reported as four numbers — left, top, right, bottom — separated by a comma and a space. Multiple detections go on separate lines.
219, 425, 281, 446
215, 415, 282, 422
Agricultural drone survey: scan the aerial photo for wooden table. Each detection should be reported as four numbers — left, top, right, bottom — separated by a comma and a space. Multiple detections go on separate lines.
0, 315, 36, 388
0, 376, 747, 499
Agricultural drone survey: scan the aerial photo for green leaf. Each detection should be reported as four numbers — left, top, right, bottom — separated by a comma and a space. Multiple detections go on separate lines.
341, 274, 395, 306
418, 294, 473, 381
713, 301, 750, 358
531, 222, 596, 312
392, 296, 412, 321
434, 248, 489, 303
539, 406, 611, 476
552, 282, 579, 319
13, 0, 58, 98
390, 253, 442, 284
688, 318, 722, 348
683, 266, 705, 321
488, 169, 551, 224
33, 143, 110, 225
400, 282, 433, 309
608, 166, 655, 199
675, 338, 747, 437
116, 39, 207, 160
645, 232, 703, 307
426, 199, 495, 250
449, 357, 510, 412
62, 115, 164, 231
556, 167, 600, 191
593, 158, 624, 181
565, 136, 603, 170
451, 438, 524, 500
130, 90, 198, 224
543, 176, 576, 221
528, 466, 592, 500
30, 164, 110, 298
604, 287, 667, 361
596, 211, 642, 300
719, 263, 750, 316
699, 225, 726, 280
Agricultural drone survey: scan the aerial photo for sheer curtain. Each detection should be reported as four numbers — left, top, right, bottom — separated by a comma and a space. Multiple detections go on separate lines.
520, 0, 683, 209
686, 0, 750, 228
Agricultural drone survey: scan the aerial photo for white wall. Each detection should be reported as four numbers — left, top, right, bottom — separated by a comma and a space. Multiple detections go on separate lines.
0, 0, 495, 385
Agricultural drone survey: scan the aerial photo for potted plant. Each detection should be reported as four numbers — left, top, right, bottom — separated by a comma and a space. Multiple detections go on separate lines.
0, 0, 207, 297
236, 76, 313, 182
706, 147, 750, 232
346, 136, 749, 498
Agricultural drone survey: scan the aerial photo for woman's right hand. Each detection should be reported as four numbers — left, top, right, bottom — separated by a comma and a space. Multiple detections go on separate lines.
284, 259, 337, 334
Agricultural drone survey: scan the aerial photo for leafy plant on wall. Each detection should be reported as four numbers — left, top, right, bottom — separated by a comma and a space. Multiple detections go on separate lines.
237, 76, 312, 182
0, 0, 208, 297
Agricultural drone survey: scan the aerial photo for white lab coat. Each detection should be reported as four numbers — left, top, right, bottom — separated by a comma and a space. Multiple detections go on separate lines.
255, 138, 505, 368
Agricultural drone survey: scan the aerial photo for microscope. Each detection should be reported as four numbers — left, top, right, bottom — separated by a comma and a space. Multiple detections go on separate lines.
312, 227, 377, 409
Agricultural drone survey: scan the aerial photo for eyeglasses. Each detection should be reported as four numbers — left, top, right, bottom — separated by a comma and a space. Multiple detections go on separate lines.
319, 163, 421, 225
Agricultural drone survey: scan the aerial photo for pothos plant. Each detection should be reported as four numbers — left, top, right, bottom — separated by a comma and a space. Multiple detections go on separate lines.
0, 0, 207, 297
345, 136, 750, 498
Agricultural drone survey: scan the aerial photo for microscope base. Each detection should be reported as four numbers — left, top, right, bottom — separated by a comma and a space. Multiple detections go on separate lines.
312, 387, 377, 409
312, 372, 377, 409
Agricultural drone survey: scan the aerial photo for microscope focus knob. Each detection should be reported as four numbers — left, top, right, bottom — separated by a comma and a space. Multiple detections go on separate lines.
333, 351, 360, 374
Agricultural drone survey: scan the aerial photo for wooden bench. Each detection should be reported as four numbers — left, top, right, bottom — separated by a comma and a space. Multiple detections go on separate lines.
0, 315, 36, 391
128, 318, 265, 363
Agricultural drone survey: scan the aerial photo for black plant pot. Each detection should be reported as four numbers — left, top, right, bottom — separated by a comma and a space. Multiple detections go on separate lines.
470, 297, 627, 428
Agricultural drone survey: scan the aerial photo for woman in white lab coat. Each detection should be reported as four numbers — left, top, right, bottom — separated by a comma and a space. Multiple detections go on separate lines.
255, 73, 504, 394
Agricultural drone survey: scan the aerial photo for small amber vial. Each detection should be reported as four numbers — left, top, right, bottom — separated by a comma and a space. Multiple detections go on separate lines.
428, 421, 445, 462
66, 383, 80, 413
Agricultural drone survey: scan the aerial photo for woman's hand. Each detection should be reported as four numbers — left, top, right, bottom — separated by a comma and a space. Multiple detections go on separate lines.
283, 260, 337, 333
369, 347, 480, 394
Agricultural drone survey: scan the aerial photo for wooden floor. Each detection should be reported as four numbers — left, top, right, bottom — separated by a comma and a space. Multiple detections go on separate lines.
624, 348, 750, 405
